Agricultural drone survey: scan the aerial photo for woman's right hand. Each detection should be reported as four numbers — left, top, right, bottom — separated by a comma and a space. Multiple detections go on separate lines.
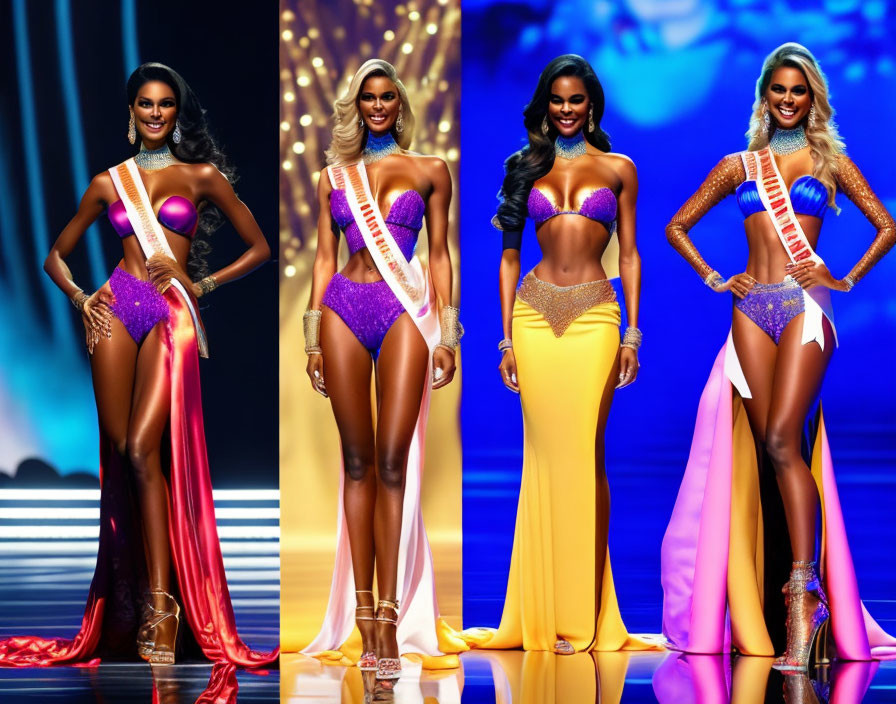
80, 286, 115, 354
306, 353, 327, 398
712, 272, 755, 299
498, 349, 519, 394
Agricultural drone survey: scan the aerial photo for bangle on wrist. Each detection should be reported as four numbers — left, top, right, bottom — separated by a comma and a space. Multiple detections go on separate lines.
438, 305, 463, 350
620, 326, 642, 351
303, 309, 322, 355
498, 337, 513, 353
703, 270, 724, 289
71, 290, 89, 312
842, 275, 855, 292
198, 275, 218, 297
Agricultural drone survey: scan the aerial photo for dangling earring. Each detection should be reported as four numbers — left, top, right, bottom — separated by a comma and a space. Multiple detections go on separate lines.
541, 116, 550, 136
172, 121, 182, 144
588, 105, 595, 133
358, 116, 365, 128
127, 109, 136, 145
808, 104, 817, 129
761, 99, 771, 137
395, 107, 404, 134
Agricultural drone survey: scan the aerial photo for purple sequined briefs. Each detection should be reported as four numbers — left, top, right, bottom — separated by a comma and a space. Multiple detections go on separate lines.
734, 278, 805, 344
109, 267, 170, 344
322, 273, 405, 357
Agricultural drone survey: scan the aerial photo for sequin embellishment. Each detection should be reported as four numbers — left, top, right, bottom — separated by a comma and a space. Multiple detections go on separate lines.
516, 270, 617, 337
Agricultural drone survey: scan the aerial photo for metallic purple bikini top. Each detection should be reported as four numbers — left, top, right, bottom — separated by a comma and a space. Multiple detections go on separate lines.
527, 187, 617, 228
330, 189, 424, 261
108, 196, 199, 239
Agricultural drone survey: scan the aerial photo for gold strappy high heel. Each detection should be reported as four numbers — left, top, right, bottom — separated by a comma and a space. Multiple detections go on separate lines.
375, 599, 401, 680
356, 589, 377, 672
144, 589, 181, 665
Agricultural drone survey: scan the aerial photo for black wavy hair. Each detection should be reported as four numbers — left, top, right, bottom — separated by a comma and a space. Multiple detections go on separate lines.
127, 62, 237, 281
494, 54, 611, 232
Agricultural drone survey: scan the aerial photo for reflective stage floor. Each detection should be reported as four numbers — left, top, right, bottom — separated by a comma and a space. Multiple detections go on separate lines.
0, 488, 280, 702
281, 651, 896, 703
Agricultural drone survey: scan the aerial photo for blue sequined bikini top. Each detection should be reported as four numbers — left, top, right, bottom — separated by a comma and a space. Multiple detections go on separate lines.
736, 175, 828, 220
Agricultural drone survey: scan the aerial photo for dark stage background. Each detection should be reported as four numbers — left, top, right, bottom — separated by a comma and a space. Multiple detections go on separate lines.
0, 0, 278, 487
460, 0, 896, 649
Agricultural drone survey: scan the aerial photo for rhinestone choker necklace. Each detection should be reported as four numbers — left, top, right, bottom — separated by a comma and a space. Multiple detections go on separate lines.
135, 143, 176, 170
363, 132, 400, 164
769, 124, 808, 156
554, 132, 587, 160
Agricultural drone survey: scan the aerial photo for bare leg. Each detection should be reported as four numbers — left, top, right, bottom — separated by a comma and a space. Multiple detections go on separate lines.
766, 315, 834, 562
320, 307, 377, 653
373, 313, 429, 661
126, 324, 176, 655
88, 316, 138, 457
732, 307, 790, 646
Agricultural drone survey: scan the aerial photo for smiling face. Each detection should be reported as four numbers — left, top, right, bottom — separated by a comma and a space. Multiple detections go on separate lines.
358, 75, 400, 135
764, 65, 812, 129
547, 76, 589, 138
132, 80, 178, 148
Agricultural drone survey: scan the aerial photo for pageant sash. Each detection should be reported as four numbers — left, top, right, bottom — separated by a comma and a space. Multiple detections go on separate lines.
327, 162, 433, 328
108, 159, 209, 357
740, 148, 835, 350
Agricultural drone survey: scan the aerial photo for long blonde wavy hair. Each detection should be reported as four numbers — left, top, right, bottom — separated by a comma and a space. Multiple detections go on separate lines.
746, 43, 845, 212
325, 58, 416, 166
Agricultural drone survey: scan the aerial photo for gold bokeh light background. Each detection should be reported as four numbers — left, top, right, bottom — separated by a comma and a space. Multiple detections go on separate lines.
279, 0, 462, 651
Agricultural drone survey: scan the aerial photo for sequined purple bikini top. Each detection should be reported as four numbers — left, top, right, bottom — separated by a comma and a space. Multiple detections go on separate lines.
330, 188, 424, 261
108, 196, 199, 239
527, 187, 617, 228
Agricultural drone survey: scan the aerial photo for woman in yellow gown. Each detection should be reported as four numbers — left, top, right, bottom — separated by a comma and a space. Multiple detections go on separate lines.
466, 55, 657, 655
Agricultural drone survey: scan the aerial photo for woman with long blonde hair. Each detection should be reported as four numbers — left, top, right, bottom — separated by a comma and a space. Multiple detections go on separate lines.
300, 59, 464, 679
661, 43, 896, 670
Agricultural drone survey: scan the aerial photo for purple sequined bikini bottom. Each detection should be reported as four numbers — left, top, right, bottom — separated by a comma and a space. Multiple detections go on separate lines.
322, 273, 405, 358
734, 278, 805, 344
109, 267, 170, 344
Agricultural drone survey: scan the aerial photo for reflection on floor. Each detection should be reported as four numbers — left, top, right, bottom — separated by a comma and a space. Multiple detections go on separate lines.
0, 488, 280, 702
282, 650, 896, 703
0, 663, 278, 703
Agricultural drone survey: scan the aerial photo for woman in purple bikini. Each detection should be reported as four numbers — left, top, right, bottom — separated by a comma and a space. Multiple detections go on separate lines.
662, 43, 896, 670
14, 62, 275, 670
302, 58, 463, 678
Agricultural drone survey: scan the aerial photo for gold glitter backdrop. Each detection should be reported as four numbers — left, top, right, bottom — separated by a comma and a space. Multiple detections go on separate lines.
279, 0, 462, 651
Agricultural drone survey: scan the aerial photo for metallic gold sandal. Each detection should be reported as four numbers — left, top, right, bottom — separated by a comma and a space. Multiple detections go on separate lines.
375, 599, 401, 680
145, 589, 181, 665
356, 589, 378, 672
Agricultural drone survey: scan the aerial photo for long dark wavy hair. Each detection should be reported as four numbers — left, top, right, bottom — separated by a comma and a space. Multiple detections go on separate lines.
494, 54, 611, 232
126, 62, 236, 281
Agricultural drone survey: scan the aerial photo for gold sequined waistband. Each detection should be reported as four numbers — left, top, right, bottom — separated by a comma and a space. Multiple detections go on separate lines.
516, 270, 617, 337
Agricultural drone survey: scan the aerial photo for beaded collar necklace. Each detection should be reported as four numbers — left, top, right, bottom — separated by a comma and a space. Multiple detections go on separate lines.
135, 143, 176, 170
555, 132, 587, 160
363, 131, 401, 164
769, 124, 808, 156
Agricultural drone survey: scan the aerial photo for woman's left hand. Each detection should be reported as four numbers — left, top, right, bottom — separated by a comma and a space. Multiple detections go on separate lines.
432, 345, 457, 389
616, 346, 640, 389
786, 260, 847, 291
146, 253, 194, 297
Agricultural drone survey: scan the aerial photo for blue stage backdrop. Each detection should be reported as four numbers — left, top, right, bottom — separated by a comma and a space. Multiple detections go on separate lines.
460, 1, 896, 634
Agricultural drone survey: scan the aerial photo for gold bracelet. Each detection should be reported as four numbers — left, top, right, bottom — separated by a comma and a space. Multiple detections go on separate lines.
198, 275, 218, 297
303, 309, 322, 355
71, 290, 89, 312
438, 305, 463, 350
